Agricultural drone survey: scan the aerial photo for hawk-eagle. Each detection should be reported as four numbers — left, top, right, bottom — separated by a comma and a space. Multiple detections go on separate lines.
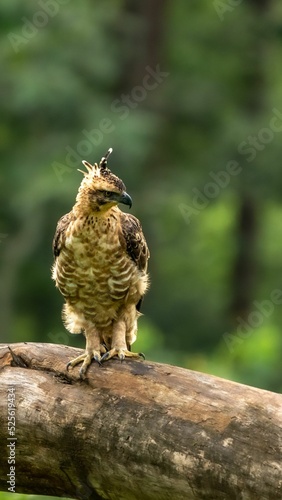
52, 148, 150, 377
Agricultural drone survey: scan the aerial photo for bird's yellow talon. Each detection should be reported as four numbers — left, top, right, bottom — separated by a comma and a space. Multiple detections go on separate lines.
101, 348, 144, 363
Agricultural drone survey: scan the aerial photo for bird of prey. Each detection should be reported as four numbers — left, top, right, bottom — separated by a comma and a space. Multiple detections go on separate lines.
52, 148, 150, 377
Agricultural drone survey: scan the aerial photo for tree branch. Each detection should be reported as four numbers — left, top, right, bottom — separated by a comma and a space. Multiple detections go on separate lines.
0, 342, 281, 500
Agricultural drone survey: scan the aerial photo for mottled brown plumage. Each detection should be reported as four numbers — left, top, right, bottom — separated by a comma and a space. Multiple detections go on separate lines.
52, 148, 149, 377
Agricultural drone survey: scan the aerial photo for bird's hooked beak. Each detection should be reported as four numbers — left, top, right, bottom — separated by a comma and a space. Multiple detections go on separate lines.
118, 192, 132, 209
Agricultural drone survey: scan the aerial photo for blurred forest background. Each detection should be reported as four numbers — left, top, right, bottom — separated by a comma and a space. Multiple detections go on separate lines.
1, 0, 282, 435
1, 0, 282, 498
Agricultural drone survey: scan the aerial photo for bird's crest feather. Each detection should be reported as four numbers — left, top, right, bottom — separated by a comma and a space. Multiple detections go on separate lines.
77, 148, 113, 178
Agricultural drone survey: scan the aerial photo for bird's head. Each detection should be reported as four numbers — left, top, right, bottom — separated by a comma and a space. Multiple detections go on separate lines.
75, 148, 132, 212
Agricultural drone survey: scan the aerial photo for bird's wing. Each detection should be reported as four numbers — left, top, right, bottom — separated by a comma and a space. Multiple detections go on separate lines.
52, 212, 73, 258
119, 213, 150, 273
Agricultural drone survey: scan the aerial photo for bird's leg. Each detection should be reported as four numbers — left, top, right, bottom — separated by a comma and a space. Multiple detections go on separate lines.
67, 326, 102, 377
101, 320, 145, 362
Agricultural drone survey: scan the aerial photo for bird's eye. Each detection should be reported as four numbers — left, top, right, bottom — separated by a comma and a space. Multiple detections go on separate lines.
104, 191, 112, 197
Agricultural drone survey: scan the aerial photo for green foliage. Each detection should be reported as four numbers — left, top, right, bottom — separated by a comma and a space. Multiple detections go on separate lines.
0, 495, 29, 500
0, 495, 69, 500
0, 0, 282, 430
204, 323, 282, 391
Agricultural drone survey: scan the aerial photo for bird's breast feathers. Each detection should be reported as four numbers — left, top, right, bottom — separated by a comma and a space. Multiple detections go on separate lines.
53, 212, 148, 313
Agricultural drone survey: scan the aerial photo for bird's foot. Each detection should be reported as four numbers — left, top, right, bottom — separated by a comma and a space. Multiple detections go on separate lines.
101, 348, 145, 363
66, 349, 102, 378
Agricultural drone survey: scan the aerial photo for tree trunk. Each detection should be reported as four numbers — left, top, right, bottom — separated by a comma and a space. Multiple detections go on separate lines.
0, 343, 281, 500
230, 0, 272, 323
230, 194, 258, 322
